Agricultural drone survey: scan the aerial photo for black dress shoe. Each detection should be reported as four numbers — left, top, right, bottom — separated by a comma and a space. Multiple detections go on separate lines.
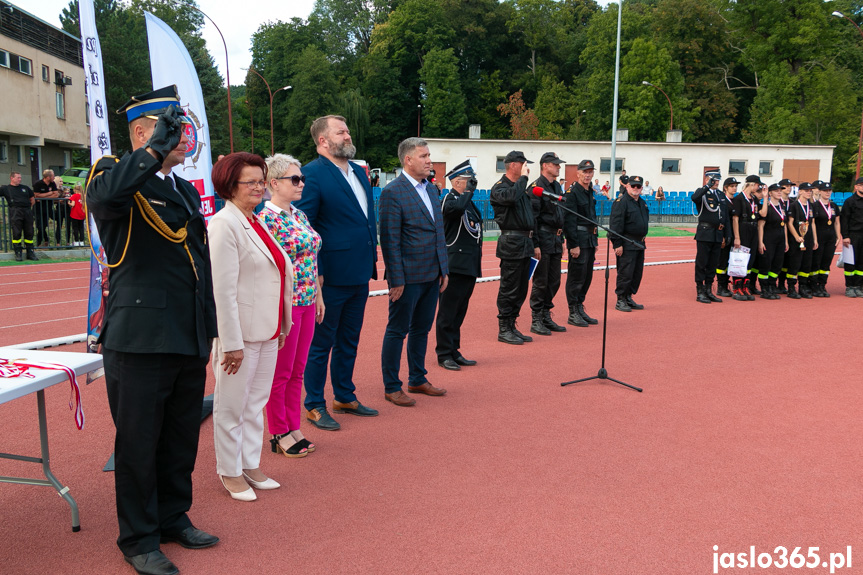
124, 550, 179, 575
453, 355, 477, 366
160, 526, 219, 549
333, 400, 379, 416
438, 358, 461, 371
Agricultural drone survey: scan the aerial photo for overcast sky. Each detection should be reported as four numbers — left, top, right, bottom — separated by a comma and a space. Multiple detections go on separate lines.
15, 0, 613, 87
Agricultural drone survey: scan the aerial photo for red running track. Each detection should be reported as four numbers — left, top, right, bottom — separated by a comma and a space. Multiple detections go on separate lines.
1, 239, 860, 575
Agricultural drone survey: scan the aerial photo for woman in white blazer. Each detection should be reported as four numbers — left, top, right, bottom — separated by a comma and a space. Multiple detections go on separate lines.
209, 152, 293, 502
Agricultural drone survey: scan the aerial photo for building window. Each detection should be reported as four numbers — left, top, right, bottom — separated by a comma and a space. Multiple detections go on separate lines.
496, 156, 505, 173
0, 141, 8, 163
4, 52, 32, 76
728, 160, 747, 175
0, 49, 8, 68
759, 161, 773, 177
16, 146, 25, 165
599, 158, 624, 173
16, 56, 32, 76
662, 159, 681, 174
42, 65, 49, 82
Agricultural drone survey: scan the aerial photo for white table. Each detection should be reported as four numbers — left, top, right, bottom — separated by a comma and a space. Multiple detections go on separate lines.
0, 348, 103, 532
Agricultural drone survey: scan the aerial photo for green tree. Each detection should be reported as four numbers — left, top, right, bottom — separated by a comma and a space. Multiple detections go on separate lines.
534, 75, 577, 139
419, 48, 467, 138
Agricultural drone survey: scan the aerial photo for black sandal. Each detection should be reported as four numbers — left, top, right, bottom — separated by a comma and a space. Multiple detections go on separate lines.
290, 429, 315, 452
270, 433, 308, 458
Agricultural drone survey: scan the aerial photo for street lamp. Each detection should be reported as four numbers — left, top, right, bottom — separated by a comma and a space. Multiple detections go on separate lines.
245, 66, 291, 156
642, 81, 673, 131
417, 104, 422, 137
832, 10, 863, 180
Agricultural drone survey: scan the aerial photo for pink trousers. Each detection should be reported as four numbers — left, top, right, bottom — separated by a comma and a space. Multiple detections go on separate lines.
266, 303, 316, 433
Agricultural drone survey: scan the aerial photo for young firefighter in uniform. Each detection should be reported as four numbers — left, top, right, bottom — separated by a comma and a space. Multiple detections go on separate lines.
610, 175, 649, 312
691, 172, 731, 303
785, 182, 818, 299
715, 177, 739, 297
776, 178, 794, 293
731, 175, 763, 300
757, 183, 789, 299
840, 176, 863, 298
811, 181, 842, 297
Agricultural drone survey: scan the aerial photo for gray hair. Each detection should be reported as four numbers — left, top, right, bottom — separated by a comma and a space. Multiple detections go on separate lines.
265, 153, 302, 180
397, 137, 428, 165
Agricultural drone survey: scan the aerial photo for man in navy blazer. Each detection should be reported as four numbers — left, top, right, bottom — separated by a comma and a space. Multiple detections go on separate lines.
296, 115, 379, 430
379, 138, 449, 406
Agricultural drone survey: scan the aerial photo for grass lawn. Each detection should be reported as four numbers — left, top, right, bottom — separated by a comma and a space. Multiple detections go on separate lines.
0, 256, 91, 267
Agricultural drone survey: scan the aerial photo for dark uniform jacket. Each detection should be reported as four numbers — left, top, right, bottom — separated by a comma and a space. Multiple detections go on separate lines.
86, 148, 217, 358
563, 181, 598, 250
441, 188, 483, 277
788, 200, 815, 248
692, 185, 732, 243
0, 184, 34, 207
841, 193, 863, 237
529, 175, 564, 255
732, 193, 760, 224
491, 174, 538, 259
610, 192, 649, 250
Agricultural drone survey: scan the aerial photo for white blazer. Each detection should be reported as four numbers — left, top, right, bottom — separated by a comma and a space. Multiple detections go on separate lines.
209, 200, 293, 352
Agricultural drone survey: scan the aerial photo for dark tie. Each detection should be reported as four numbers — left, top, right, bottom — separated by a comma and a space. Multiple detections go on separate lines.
166, 174, 193, 215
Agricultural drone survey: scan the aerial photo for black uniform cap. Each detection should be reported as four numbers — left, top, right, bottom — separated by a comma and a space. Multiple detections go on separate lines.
798, 182, 813, 190
540, 152, 565, 165
723, 177, 740, 187
855, 176, 863, 185
745, 175, 762, 184
778, 178, 794, 187
819, 181, 833, 191
117, 85, 191, 124
768, 183, 781, 192
503, 150, 533, 164
627, 175, 644, 186
577, 159, 595, 170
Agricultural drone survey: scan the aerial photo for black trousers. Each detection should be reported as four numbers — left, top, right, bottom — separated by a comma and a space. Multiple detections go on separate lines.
497, 257, 531, 319
565, 246, 596, 306
530, 251, 561, 313
35, 201, 52, 245
739, 222, 760, 286
10, 206, 34, 245
843, 234, 863, 287
104, 349, 208, 557
694, 240, 721, 284
785, 243, 813, 278
435, 272, 477, 361
717, 242, 732, 284
615, 248, 644, 297
812, 231, 837, 281
70, 218, 85, 242
758, 232, 785, 280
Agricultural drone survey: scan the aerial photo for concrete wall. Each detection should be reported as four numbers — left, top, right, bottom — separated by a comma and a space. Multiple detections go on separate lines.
424, 138, 836, 192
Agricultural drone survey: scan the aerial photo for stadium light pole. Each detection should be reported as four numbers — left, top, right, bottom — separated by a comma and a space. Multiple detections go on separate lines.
245, 67, 290, 156
642, 81, 673, 131
832, 10, 863, 180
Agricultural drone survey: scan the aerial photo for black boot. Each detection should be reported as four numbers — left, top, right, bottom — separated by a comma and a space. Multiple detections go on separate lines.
705, 281, 722, 302
510, 319, 533, 342
776, 275, 787, 294
786, 278, 801, 299
13, 244, 23, 262
498, 318, 524, 345
567, 305, 588, 327
530, 312, 552, 336
542, 310, 567, 332
696, 284, 712, 304
819, 276, 831, 298
717, 277, 733, 297
760, 280, 773, 300
615, 296, 632, 312
25, 245, 39, 261
799, 277, 813, 299
748, 275, 761, 296
743, 278, 755, 300
768, 279, 781, 299
626, 295, 644, 310
576, 303, 598, 325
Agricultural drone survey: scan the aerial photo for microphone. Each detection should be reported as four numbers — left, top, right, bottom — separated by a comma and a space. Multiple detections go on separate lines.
532, 186, 564, 202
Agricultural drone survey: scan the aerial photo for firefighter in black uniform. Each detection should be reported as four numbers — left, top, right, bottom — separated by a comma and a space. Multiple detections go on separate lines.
786, 182, 817, 299
840, 176, 863, 298
776, 178, 794, 293
528, 152, 567, 335
811, 181, 841, 297
757, 183, 789, 299
435, 160, 483, 371
491, 150, 538, 344
0, 171, 38, 261
715, 177, 739, 297
610, 175, 649, 312
692, 172, 732, 303
563, 159, 599, 327
86, 86, 219, 574
731, 175, 763, 300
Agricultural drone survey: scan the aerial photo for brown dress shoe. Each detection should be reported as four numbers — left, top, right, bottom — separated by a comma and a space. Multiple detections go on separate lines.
407, 382, 447, 396
385, 390, 416, 407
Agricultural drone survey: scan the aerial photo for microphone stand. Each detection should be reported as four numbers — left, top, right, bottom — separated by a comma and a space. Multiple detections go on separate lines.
541, 193, 643, 392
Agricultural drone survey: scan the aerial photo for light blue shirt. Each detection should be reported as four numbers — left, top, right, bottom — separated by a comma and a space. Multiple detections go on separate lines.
403, 171, 434, 221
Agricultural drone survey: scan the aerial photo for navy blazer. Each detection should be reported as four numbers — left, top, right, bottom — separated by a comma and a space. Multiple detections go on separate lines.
296, 155, 378, 286
379, 173, 448, 287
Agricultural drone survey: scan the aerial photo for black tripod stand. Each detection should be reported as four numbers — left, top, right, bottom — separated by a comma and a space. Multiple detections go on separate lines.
543, 195, 643, 392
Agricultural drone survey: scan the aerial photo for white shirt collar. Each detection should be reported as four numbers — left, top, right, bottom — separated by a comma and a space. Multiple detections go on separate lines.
402, 172, 426, 189
264, 200, 296, 215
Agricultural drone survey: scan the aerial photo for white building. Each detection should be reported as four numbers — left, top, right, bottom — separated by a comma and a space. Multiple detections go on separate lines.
424, 138, 835, 192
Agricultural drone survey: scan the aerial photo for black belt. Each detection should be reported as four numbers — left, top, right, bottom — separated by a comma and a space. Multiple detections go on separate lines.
539, 224, 563, 236
740, 220, 758, 226
501, 229, 533, 238
698, 221, 724, 230
577, 225, 598, 235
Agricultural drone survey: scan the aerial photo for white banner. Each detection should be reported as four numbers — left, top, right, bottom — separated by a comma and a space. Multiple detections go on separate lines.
79, 0, 111, 353
145, 12, 216, 220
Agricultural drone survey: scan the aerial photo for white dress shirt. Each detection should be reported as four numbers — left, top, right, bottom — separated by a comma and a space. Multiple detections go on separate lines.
338, 164, 369, 218
402, 171, 434, 221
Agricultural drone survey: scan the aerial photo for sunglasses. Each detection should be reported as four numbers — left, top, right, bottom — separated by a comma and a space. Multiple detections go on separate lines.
275, 175, 306, 186
630, 184, 643, 189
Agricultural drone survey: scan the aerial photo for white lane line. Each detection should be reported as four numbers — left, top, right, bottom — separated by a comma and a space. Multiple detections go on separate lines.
0, 315, 87, 329
0, 299, 86, 311
0, 286, 89, 296
0, 277, 90, 286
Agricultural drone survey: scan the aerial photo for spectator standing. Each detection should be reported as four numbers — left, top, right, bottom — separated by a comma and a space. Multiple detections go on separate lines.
1, 171, 37, 260
379, 138, 449, 406
33, 169, 59, 246
295, 115, 379, 431
67, 182, 86, 246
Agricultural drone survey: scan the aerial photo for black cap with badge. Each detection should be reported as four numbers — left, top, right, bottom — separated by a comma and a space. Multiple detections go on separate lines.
745, 175, 763, 184
540, 152, 565, 165
627, 175, 644, 186
798, 182, 813, 190
778, 178, 794, 187
503, 150, 533, 164
819, 181, 833, 191
855, 176, 863, 185
724, 177, 740, 187
577, 159, 595, 171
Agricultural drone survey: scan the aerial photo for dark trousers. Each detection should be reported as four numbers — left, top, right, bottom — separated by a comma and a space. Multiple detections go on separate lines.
10, 206, 34, 245
55, 205, 71, 244
694, 240, 721, 284
739, 222, 760, 286
758, 233, 785, 280
382, 279, 439, 392
615, 248, 644, 297
717, 242, 732, 285
303, 283, 368, 411
812, 231, 837, 282
530, 251, 561, 313
844, 234, 863, 287
785, 243, 813, 278
35, 201, 52, 245
435, 272, 476, 362
497, 257, 531, 320
565, 246, 596, 306
103, 349, 207, 557
70, 218, 85, 242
